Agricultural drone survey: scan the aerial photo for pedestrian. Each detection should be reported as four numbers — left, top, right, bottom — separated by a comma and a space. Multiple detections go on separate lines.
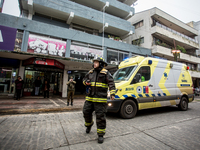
34, 76, 42, 96
66, 76, 76, 106
42, 77, 50, 98
15, 76, 24, 101
82, 57, 115, 144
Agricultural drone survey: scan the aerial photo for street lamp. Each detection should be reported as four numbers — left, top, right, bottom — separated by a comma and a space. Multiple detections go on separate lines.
172, 49, 180, 62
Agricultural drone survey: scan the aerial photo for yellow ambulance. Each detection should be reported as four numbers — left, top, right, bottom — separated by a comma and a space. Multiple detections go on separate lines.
107, 56, 194, 119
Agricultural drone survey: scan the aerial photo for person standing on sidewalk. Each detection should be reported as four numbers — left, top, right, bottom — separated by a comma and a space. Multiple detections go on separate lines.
82, 57, 115, 144
67, 76, 76, 106
15, 76, 24, 100
42, 77, 50, 98
34, 76, 42, 96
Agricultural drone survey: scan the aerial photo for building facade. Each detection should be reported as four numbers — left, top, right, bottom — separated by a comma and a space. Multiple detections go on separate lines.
125, 7, 200, 87
0, 0, 151, 97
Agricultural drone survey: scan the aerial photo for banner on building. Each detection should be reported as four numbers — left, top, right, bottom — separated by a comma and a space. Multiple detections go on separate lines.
70, 45, 103, 61
28, 34, 66, 57
0, 25, 17, 51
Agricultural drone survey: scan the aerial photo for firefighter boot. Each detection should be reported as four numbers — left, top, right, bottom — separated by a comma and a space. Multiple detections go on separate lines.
86, 122, 93, 133
67, 102, 69, 106
86, 126, 92, 133
98, 135, 104, 144
71, 102, 73, 106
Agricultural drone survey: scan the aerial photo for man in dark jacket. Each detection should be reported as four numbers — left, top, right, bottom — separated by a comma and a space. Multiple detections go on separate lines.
82, 57, 115, 144
42, 77, 50, 98
66, 76, 76, 106
15, 76, 24, 100
34, 76, 42, 96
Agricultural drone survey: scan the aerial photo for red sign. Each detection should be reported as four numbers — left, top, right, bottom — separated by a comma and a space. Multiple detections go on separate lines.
23, 57, 64, 70
55, 60, 64, 69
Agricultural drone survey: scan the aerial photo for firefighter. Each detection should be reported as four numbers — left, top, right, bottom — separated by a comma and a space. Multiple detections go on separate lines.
82, 57, 115, 144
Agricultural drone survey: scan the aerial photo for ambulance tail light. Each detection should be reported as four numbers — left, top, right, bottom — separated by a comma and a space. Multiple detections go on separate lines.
187, 66, 189, 70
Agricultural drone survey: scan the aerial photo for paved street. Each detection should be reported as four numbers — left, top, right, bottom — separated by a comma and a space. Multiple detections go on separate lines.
1, 101, 200, 150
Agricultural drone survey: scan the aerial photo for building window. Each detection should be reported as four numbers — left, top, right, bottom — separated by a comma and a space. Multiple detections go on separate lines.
14, 30, 23, 52
107, 50, 129, 65
133, 20, 143, 29
132, 37, 144, 46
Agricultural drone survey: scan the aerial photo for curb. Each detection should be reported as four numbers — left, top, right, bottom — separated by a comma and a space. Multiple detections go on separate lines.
0, 107, 83, 115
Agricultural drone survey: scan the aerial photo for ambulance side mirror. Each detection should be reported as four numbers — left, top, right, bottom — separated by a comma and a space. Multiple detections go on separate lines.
132, 74, 141, 84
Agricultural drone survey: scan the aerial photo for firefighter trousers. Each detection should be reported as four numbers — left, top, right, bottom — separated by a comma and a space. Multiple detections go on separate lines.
83, 100, 107, 136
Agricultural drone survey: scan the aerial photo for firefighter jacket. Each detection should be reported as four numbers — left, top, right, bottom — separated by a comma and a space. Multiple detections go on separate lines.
83, 68, 115, 103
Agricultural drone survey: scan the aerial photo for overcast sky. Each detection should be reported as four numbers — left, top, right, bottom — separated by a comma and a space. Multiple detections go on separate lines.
134, 0, 200, 23
2, 0, 200, 23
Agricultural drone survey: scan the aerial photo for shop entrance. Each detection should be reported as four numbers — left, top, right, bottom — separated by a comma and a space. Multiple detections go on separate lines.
67, 70, 88, 95
24, 66, 63, 96
22, 57, 64, 97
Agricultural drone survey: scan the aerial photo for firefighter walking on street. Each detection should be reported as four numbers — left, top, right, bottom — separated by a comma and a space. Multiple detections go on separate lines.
82, 57, 115, 144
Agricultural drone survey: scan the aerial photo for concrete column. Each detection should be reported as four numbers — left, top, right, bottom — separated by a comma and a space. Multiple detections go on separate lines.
65, 39, 71, 58
129, 52, 132, 58
18, 60, 25, 80
59, 73, 63, 93
21, 30, 29, 52
103, 46, 107, 62
62, 66, 68, 97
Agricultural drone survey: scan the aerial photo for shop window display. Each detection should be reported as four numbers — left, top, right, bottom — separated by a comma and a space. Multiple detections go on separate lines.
0, 68, 18, 94
24, 69, 61, 96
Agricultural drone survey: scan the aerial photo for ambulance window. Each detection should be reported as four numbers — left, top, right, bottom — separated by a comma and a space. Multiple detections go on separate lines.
132, 66, 150, 83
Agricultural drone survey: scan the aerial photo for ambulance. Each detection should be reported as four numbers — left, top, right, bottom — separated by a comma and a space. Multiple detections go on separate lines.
107, 56, 194, 119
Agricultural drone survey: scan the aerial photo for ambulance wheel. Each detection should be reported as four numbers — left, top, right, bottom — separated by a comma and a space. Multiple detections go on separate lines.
120, 100, 137, 119
178, 97, 188, 111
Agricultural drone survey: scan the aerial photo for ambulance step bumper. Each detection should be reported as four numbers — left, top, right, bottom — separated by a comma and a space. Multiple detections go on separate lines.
107, 99, 123, 113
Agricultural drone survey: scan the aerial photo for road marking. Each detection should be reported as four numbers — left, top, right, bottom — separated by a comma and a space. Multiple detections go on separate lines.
57, 98, 68, 105
169, 126, 181, 130
49, 99, 60, 106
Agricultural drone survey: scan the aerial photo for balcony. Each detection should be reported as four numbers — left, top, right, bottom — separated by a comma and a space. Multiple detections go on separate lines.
20, 0, 134, 37
152, 45, 200, 64
151, 23, 199, 50
190, 71, 200, 78
69, 0, 135, 19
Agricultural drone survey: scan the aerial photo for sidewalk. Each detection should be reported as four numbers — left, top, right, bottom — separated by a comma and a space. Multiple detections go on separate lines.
0, 95, 199, 115
0, 95, 85, 115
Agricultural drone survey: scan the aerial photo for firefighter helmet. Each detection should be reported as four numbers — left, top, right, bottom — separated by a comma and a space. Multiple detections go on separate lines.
93, 57, 108, 67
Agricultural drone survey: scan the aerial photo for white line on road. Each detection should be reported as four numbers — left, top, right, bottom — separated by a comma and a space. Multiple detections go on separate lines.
49, 99, 60, 106
57, 99, 68, 105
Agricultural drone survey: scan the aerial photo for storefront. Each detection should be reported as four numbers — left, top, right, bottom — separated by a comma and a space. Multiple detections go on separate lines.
22, 57, 64, 96
0, 58, 19, 95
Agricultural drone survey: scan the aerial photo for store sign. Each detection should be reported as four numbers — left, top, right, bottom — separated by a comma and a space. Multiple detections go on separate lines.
0, 25, 17, 51
23, 57, 64, 70
70, 45, 103, 60
27, 34, 66, 57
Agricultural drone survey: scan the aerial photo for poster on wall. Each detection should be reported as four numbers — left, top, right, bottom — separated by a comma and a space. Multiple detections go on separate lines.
27, 34, 66, 57
70, 45, 103, 61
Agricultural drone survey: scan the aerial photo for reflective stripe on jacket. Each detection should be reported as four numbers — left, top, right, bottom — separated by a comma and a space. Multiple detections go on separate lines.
83, 68, 115, 102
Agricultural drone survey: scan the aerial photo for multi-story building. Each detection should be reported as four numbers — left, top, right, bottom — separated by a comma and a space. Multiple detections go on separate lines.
125, 7, 200, 87
0, 0, 4, 12
0, 0, 151, 97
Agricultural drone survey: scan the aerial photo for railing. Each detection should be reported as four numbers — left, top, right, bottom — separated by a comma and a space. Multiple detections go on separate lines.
154, 44, 200, 58
155, 22, 199, 44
